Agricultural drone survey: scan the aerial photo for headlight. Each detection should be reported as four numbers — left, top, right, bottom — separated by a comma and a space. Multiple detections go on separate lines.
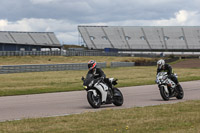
83, 86, 87, 89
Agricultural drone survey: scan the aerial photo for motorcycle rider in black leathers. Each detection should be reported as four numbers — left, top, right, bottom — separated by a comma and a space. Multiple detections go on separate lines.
157, 59, 180, 87
87, 60, 112, 88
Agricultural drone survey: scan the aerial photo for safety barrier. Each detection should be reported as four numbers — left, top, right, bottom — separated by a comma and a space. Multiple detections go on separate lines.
0, 51, 62, 56
0, 50, 160, 58
0, 62, 137, 74
0, 62, 106, 74
110, 62, 135, 67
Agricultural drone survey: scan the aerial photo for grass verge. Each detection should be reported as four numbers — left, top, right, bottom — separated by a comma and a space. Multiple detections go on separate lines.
0, 100, 200, 133
0, 56, 157, 66
0, 66, 200, 96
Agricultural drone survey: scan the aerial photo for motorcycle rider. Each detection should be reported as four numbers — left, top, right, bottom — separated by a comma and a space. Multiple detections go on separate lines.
86, 60, 112, 88
157, 59, 180, 87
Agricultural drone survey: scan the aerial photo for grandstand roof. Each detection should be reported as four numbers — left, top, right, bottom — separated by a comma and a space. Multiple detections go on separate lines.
78, 26, 200, 52
0, 31, 61, 47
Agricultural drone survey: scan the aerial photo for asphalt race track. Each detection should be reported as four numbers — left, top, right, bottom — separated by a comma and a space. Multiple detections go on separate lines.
0, 80, 200, 122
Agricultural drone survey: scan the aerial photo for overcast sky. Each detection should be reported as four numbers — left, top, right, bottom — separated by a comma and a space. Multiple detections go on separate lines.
0, 0, 200, 45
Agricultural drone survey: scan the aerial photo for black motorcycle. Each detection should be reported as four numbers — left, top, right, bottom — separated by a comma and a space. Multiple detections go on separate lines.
82, 74, 124, 108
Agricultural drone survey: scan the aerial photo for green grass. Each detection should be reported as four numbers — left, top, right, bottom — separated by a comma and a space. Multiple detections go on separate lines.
0, 56, 157, 66
168, 58, 184, 65
0, 57, 200, 132
0, 100, 200, 133
0, 56, 158, 96
0, 66, 200, 96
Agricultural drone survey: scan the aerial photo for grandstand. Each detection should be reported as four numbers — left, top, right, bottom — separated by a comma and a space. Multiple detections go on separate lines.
0, 31, 61, 51
78, 26, 200, 52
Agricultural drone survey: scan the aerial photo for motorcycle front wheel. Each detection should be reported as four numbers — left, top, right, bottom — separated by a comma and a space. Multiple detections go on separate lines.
87, 91, 101, 108
112, 88, 124, 106
160, 86, 170, 101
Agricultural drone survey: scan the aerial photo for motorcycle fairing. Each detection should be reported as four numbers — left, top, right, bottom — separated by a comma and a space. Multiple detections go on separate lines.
94, 82, 108, 102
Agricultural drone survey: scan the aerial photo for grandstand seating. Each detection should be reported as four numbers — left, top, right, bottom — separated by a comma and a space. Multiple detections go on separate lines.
0, 31, 60, 46
78, 26, 200, 51
78, 26, 95, 49
162, 27, 187, 49
183, 27, 200, 49
10, 32, 35, 44
48, 33, 62, 46
87, 26, 113, 49
0, 32, 16, 44
103, 27, 129, 49
123, 26, 149, 49
29, 33, 53, 45
142, 27, 165, 49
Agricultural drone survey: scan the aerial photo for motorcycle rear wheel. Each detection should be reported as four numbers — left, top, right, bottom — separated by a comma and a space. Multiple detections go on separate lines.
176, 85, 184, 99
87, 91, 101, 108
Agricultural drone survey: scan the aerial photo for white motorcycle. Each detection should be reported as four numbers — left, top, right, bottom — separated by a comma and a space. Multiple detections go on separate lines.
82, 74, 124, 108
156, 72, 184, 101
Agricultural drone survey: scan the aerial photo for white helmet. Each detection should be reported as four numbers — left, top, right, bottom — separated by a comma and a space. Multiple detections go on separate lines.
157, 59, 165, 69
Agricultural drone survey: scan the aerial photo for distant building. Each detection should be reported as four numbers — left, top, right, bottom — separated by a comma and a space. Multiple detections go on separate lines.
0, 31, 61, 51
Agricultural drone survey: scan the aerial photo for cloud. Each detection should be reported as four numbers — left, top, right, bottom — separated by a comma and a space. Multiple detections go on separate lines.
0, 18, 78, 44
176, 10, 188, 23
0, 0, 193, 22
1, 9, 200, 44
99, 10, 200, 26
0, 20, 8, 29
56, 32, 78, 44
153, 10, 200, 26
30, 0, 58, 4
1, 0, 200, 44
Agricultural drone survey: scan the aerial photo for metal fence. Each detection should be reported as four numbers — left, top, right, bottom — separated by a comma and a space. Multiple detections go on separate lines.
1, 50, 200, 57
0, 50, 161, 57
111, 62, 135, 67
0, 50, 122, 56
0, 61, 138, 74
64, 50, 118, 56
0, 50, 137, 57
0, 51, 62, 56
0, 62, 106, 74
64, 51, 158, 57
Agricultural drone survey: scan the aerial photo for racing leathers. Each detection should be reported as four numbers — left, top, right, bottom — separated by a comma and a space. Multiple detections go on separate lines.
87, 68, 111, 88
157, 64, 179, 85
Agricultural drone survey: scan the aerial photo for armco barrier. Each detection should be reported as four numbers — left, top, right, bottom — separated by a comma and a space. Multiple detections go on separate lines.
0, 51, 62, 56
111, 62, 135, 67
0, 62, 106, 74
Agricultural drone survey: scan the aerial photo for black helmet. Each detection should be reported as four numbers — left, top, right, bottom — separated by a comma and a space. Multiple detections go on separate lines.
88, 60, 97, 70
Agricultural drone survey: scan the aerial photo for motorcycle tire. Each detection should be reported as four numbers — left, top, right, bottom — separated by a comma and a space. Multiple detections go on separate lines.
87, 91, 101, 108
176, 85, 184, 99
112, 88, 124, 106
160, 86, 170, 101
